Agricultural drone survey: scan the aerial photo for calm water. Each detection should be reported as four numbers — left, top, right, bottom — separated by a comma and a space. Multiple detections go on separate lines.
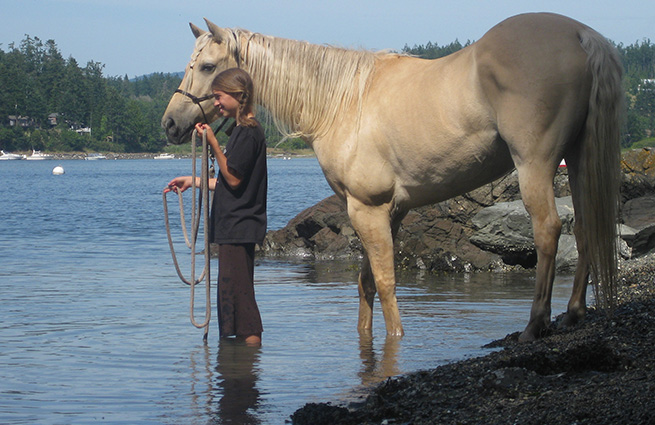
0, 157, 576, 424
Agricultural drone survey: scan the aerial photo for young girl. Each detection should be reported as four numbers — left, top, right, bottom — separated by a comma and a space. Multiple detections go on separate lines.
165, 68, 267, 346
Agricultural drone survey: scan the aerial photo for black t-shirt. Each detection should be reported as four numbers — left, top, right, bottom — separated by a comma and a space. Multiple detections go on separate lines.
210, 121, 267, 245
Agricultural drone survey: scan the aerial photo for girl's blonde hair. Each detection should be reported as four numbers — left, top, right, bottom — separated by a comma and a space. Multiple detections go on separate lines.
212, 68, 257, 127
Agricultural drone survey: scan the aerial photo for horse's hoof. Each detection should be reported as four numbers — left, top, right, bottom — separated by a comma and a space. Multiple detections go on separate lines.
518, 330, 537, 343
386, 329, 405, 337
558, 311, 584, 329
519, 319, 550, 342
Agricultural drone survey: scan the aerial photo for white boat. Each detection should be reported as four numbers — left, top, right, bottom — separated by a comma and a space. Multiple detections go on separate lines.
154, 153, 175, 160
26, 150, 54, 160
85, 153, 107, 160
0, 150, 25, 160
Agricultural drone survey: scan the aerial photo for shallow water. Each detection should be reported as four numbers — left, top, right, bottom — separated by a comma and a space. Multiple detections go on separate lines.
0, 158, 576, 424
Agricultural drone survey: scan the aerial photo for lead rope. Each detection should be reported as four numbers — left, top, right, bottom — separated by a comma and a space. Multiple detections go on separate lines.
163, 129, 212, 341
163, 118, 230, 342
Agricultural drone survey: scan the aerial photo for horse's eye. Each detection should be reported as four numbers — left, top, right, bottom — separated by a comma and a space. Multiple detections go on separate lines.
200, 63, 216, 73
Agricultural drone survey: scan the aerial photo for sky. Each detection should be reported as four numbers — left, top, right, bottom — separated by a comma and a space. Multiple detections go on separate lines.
1, 0, 653, 78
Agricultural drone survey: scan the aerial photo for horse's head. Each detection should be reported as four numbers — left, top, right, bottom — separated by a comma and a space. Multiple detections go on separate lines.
161, 19, 241, 144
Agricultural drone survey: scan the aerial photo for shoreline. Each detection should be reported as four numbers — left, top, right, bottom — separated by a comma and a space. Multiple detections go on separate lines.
5, 147, 647, 162
291, 253, 655, 424
2, 149, 315, 161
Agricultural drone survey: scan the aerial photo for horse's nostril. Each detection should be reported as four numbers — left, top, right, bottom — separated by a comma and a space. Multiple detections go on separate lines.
163, 116, 175, 131
162, 117, 181, 142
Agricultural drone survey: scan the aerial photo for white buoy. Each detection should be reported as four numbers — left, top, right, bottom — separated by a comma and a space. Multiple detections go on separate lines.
52, 165, 65, 175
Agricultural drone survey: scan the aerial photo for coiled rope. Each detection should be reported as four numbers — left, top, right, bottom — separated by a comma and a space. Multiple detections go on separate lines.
163, 129, 213, 341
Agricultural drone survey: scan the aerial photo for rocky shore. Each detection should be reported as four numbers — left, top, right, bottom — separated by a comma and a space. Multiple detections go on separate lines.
290, 253, 655, 425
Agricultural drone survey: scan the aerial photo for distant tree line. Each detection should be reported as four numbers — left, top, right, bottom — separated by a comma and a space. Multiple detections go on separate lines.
0, 36, 183, 153
402, 38, 655, 147
0, 35, 653, 153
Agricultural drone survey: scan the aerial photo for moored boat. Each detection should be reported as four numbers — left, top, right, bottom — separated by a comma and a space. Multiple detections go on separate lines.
26, 150, 54, 160
85, 153, 107, 160
154, 153, 175, 160
0, 150, 25, 160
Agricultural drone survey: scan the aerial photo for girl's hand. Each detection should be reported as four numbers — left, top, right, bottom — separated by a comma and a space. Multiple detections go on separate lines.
194, 122, 221, 161
195, 123, 215, 139
164, 176, 193, 193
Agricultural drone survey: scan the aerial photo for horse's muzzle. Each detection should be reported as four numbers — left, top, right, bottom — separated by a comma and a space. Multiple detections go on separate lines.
161, 116, 190, 145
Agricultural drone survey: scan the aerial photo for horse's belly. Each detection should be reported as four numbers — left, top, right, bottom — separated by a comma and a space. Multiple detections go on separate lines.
398, 139, 515, 208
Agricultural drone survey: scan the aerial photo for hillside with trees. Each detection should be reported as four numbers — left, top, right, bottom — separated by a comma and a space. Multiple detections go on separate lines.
0, 36, 181, 153
0, 35, 653, 154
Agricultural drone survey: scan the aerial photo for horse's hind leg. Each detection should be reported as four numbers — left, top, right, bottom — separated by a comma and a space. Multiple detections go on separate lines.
560, 152, 590, 327
349, 198, 403, 336
516, 164, 562, 342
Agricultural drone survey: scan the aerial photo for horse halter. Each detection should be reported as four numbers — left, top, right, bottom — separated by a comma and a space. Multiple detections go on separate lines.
175, 30, 242, 125
174, 88, 213, 124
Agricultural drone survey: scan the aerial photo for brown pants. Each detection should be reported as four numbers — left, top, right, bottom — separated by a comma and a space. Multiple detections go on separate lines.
217, 244, 263, 338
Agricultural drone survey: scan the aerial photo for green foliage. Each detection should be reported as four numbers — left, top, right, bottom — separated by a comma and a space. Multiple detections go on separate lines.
0, 35, 181, 153
616, 40, 655, 146
402, 39, 472, 59
273, 138, 307, 150
630, 137, 655, 149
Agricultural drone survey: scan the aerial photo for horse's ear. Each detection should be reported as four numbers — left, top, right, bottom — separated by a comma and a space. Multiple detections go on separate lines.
204, 18, 230, 44
189, 22, 206, 39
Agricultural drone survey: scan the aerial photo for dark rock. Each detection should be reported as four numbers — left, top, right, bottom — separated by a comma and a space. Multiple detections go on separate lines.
261, 196, 362, 260
629, 224, 655, 256
290, 403, 355, 425
623, 195, 655, 230
556, 234, 579, 272
620, 148, 655, 202
469, 197, 575, 267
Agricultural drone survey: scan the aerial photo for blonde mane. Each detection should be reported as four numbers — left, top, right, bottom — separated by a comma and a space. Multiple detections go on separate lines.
231, 29, 382, 141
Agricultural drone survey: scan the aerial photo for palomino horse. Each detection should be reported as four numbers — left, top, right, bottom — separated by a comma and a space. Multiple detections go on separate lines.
162, 13, 623, 341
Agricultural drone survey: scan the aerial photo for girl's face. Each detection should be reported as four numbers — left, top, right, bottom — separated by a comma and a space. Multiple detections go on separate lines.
212, 90, 240, 119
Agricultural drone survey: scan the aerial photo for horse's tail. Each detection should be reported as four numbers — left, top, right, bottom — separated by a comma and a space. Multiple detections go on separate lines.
576, 28, 624, 309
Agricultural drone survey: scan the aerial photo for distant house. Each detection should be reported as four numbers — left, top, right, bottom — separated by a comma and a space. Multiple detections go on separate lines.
7, 115, 34, 127
639, 79, 655, 91
48, 113, 59, 126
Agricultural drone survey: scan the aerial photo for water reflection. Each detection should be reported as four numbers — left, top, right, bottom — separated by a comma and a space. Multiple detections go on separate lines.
189, 341, 262, 425
189, 344, 216, 421
215, 341, 262, 425
358, 333, 401, 387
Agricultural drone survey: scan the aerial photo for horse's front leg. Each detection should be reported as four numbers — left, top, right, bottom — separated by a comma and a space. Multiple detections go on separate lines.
348, 197, 403, 336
